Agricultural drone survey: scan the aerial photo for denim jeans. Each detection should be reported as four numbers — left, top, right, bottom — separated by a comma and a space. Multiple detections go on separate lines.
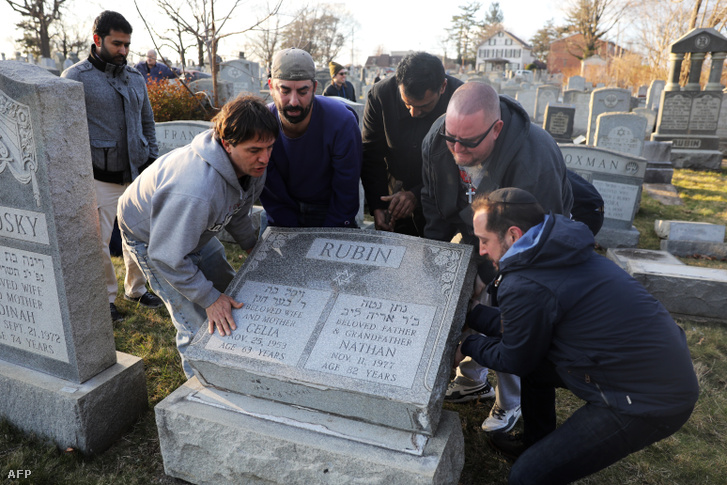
510, 362, 694, 485
122, 233, 235, 378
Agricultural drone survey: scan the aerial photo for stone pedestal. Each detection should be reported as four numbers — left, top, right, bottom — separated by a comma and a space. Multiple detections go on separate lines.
0, 352, 147, 454
156, 378, 464, 485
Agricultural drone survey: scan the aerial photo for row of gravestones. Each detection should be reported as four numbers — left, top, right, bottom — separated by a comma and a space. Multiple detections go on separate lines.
6, 51, 82, 76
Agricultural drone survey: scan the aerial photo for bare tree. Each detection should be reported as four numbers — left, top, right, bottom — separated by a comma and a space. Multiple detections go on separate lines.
6, 0, 67, 58
625, 0, 727, 84
279, 4, 353, 64
139, 0, 283, 108
52, 17, 87, 58
246, 16, 281, 73
562, 0, 628, 60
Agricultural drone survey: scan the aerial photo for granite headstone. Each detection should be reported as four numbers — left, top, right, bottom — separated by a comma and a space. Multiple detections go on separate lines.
594, 113, 648, 156
562, 89, 591, 136
218, 59, 261, 97
543, 104, 575, 143
646, 80, 666, 111
534, 85, 560, 123
156, 227, 473, 483
155, 120, 211, 156
560, 144, 647, 248
586, 87, 632, 144
0, 62, 147, 454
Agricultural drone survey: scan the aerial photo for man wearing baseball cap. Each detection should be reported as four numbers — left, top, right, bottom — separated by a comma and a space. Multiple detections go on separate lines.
323, 61, 356, 102
262, 48, 361, 228
456, 187, 698, 484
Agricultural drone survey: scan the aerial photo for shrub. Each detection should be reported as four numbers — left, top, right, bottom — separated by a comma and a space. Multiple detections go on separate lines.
147, 79, 209, 122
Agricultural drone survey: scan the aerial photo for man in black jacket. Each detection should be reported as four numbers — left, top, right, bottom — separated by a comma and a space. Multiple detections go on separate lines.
458, 188, 697, 484
421, 81, 572, 432
361, 52, 463, 236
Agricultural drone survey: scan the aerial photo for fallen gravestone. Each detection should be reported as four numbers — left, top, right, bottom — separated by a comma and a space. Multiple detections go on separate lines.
0, 62, 147, 454
606, 248, 727, 320
655, 220, 727, 259
156, 227, 474, 484
560, 145, 647, 248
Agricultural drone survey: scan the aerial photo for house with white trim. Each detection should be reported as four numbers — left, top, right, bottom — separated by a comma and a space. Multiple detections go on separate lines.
475, 29, 534, 74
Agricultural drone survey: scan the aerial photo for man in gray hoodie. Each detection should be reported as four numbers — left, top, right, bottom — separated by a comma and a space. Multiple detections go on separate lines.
62, 11, 161, 323
117, 96, 279, 377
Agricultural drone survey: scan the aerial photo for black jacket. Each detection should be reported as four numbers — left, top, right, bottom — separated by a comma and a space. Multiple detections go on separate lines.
323, 80, 356, 102
463, 214, 699, 417
361, 75, 464, 220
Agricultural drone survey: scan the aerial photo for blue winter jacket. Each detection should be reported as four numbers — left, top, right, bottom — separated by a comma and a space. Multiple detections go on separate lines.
462, 214, 699, 417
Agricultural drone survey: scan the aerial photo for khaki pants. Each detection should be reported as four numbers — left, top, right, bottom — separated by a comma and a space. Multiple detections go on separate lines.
95, 179, 146, 303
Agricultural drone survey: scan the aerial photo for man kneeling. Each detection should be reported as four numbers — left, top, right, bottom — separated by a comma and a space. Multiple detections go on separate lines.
456, 188, 699, 484
118, 95, 278, 377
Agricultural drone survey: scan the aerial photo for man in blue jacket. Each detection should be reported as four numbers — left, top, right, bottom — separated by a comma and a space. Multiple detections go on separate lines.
134, 49, 176, 83
262, 48, 361, 228
457, 187, 699, 484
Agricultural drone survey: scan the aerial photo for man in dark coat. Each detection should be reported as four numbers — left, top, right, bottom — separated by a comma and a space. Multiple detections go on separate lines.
457, 188, 698, 484
361, 52, 463, 236
421, 81, 573, 433
323, 61, 356, 102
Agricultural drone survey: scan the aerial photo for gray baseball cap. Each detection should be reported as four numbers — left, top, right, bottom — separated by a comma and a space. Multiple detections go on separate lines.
271, 48, 316, 80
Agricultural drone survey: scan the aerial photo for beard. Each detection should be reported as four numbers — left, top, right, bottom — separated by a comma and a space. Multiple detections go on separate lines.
98, 43, 127, 66
280, 103, 312, 124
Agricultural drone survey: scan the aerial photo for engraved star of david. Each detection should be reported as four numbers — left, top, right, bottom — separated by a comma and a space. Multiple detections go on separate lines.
333, 269, 354, 286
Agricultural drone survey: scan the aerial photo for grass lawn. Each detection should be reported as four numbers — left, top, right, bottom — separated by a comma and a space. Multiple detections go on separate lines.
1, 168, 726, 484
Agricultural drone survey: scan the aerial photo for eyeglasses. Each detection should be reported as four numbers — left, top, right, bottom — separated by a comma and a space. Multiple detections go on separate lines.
438, 119, 499, 149
338, 72, 347, 76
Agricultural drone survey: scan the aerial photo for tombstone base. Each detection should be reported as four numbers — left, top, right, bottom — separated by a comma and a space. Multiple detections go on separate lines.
624, 261, 727, 320
156, 378, 464, 485
0, 352, 147, 455
669, 149, 723, 170
595, 226, 640, 248
660, 239, 727, 260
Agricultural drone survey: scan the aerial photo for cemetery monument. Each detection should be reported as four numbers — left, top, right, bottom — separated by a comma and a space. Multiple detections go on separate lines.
651, 28, 727, 170
560, 144, 648, 248
0, 62, 147, 454
156, 227, 475, 484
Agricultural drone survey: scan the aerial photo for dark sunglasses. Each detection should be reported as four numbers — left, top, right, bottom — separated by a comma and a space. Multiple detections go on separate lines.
438, 119, 499, 148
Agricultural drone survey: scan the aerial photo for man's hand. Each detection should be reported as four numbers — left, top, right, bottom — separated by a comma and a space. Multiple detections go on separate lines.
373, 208, 394, 232
454, 341, 466, 368
206, 293, 243, 336
381, 190, 416, 222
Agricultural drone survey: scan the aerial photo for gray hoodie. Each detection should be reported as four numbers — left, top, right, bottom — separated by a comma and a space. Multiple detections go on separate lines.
118, 129, 263, 308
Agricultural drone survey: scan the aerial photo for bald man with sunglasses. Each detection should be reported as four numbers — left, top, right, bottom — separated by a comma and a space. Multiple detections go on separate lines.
420, 81, 573, 433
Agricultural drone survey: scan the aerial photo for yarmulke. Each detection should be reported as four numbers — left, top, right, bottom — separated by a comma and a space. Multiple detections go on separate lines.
487, 187, 539, 204
272, 48, 316, 81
